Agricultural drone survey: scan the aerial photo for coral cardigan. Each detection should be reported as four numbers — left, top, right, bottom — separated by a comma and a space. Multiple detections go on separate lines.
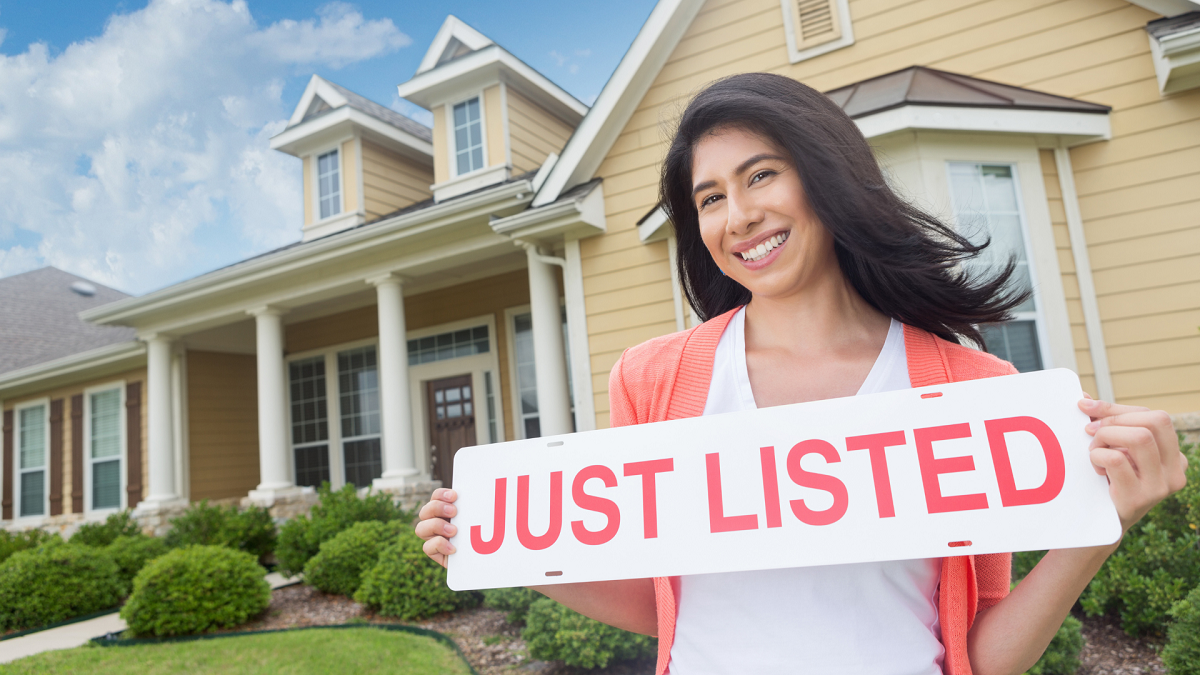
608, 308, 1017, 675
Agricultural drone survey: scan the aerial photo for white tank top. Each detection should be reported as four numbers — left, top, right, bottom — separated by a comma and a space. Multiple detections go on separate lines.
666, 309, 944, 674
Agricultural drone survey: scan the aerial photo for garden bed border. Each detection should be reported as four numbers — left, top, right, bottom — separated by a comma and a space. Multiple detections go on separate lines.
0, 608, 120, 642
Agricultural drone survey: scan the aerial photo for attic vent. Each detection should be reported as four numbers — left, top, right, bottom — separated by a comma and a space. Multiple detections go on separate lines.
783, 0, 854, 63
70, 281, 96, 297
798, 0, 836, 40
301, 96, 333, 124
436, 37, 475, 67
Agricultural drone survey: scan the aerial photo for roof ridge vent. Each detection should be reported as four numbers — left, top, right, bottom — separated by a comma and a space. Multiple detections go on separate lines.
70, 281, 97, 297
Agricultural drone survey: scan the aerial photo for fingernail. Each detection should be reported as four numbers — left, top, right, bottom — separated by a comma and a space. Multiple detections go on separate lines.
1086, 421, 1100, 433
446, 524, 457, 536
447, 544, 456, 554
446, 490, 456, 500
446, 505, 456, 516
1082, 399, 1099, 409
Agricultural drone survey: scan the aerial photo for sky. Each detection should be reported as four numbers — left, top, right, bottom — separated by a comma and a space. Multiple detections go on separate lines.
0, 0, 656, 295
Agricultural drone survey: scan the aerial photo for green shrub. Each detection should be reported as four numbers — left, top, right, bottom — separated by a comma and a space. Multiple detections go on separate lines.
1164, 584, 1200, 674
483, 587, 541, 623
104, 535, 169, 593
0, 540, 124, 631
522, 597, 656, 669
164, 500, 276, 562
0, 529, 56, 566
72, 511, 142, 548
303, 521, 403, 596
1026, 615, 1084, 675
120, 545, 270, 637
276, 483, 408, 576
1013, 550, 1047, 583
355, 529, 480, 620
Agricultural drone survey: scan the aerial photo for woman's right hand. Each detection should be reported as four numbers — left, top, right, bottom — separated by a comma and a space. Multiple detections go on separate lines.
415, 488, 458, 567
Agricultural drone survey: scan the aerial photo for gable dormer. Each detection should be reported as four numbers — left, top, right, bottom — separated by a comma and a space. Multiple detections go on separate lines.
396, 16, 588, 202
271, 76, 435, 241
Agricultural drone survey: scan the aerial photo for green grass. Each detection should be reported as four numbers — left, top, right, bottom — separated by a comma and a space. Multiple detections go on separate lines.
0, 627, 472, 674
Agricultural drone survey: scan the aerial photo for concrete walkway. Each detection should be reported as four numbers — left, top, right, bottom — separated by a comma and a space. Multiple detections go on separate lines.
0, 572, 301, 664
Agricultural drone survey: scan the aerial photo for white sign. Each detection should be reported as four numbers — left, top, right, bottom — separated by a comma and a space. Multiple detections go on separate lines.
446, 369, 1121, 591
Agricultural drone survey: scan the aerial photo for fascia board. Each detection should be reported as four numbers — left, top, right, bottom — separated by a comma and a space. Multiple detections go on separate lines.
82, 180, 533, 327
491, 183, 606, 243
1126, 0, 1200, 17
638, 206, 670, 243
1151, 26, 1200, 93
0, 342, 146, 398
855, 106, 1112, 145
271, 108, 433, 161
532, 0, 705, 208
417, 16, 494, 75
286, 76, 349, 128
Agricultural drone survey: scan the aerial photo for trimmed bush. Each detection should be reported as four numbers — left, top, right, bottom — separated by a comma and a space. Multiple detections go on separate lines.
105, 534, 169, 593
1013, 550, 1047, 583
303, 521, 403, 596
277, 483, 408, 576
0, 540, 124, 631
0, 529, 55, 566
164, 500, 276, 562
522, 597, 656, 669
71, 511, 141, 548
1027, 615, 1084, 675
483, 587, 541, 623
355, 529, 480, 620
121, 545, 270, 637
1164, 585, 1200, 674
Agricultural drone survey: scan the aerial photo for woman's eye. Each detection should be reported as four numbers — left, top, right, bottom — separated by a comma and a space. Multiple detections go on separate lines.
699, 194, 723, 209
750, 170, 774, 184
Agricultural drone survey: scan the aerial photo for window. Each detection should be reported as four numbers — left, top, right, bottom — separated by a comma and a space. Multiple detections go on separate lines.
88, 388, 123, 510
17, 403, 47, 518
947, 163, 1044, 372
338, 346, 382, 488
452, 97, 484, 175
484, 371, 498, 443
512, 311, 574, 439
289, 356, 330, 488
408, 326, 489, 365
781, 0, 854, 63
317, 149, 341, 219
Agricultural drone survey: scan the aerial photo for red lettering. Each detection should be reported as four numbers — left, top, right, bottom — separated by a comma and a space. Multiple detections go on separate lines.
517, 472, 562, 550
914, 423, 988, 514
786, 440, 848, 526
986, 416, 1066, 507
571, 465, 621, 546
470, 477, 506, 555
760, 447, 782, 528
623, 459, 674, 539
706, 452, 758, 533
845, 431, 907, 518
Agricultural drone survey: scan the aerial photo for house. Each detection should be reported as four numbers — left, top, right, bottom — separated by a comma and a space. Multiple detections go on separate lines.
2, 0, 1198, 532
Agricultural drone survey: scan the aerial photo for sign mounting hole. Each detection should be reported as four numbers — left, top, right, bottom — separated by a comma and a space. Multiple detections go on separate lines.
545, 571, 563, 577
921, 392, 943, 399
948, 540, 972, 548
547, 441, 564, 447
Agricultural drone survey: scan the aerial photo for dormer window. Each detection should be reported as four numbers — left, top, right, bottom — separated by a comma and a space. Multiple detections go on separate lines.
453, 97, 484, 175
318, 149, 341, 219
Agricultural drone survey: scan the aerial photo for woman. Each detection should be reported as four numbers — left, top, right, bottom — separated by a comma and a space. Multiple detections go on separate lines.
416, 73, 1186, 674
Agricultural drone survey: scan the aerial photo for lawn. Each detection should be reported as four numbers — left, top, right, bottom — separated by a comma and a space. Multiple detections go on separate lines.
0, 627, 472, 674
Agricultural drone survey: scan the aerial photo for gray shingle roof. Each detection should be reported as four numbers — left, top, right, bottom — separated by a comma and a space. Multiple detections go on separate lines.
293, 79, 433, 143
0, 267, 137, 375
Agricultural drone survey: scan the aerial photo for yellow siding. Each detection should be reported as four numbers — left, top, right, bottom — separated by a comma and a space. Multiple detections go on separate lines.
302, 155, 314, 226
186, 352, 259, 501
3, 368, 148, 515
285, 271, 530, 441
360, 140, 433, 222
432, 105, 449, 185
484, 85, 507, 168
583, 0, 1200, 423
341, 139, 358, 213
507, 88, 575, 174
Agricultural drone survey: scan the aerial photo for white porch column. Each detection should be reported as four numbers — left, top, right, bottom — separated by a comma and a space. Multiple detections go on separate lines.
369, 274, 419, 488
138, 335, 181, 510
247, 306, 297, 504
525, 245, 573, 437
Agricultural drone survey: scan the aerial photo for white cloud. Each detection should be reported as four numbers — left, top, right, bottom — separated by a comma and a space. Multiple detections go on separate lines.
0, 0, 411, 294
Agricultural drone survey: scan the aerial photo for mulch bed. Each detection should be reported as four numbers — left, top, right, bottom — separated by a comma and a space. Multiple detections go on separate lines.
236, 584, 1163, 674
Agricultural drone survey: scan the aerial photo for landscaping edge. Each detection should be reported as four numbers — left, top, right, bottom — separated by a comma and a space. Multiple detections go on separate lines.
0, 608, 121, 643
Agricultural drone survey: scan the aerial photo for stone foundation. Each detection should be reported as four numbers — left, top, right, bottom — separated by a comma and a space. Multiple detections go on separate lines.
1176, 412, 1200, 448
373, 480, 442, 514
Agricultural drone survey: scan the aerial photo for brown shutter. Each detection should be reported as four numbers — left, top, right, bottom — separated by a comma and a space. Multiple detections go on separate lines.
71, 394, 84, 514
2, 410, 12, 520
49, 399, 64, 516
125, 382, 143, 506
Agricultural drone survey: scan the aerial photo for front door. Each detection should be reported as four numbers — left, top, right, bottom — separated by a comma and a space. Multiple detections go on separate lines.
426, 374, 477, 488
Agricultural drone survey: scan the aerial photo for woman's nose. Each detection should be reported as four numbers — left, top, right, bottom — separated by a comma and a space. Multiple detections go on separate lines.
726, 191, 762, 235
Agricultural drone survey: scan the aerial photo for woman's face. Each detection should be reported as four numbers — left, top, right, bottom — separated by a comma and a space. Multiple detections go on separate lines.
690, 126, 837, 301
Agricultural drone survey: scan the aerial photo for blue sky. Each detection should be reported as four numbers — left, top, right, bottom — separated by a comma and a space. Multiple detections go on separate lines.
0, 0, 655, 294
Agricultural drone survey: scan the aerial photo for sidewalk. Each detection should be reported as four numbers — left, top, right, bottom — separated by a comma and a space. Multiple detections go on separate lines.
0, 572, 300, 664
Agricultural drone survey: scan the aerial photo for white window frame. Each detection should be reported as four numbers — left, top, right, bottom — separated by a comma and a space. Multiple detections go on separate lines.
307, 136, 352, 226
446, 91, 489, 178
780, 0, 855, 64
13, 398, 50, 522
316, 146, 343, 221
83, 382, 126, 515
504, 305, 573, 440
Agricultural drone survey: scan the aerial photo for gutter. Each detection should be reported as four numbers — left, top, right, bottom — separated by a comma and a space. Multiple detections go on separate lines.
0, 341, 146, 394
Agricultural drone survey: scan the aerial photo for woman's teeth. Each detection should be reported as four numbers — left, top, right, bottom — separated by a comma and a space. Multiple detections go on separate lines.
739, 232, 789, 262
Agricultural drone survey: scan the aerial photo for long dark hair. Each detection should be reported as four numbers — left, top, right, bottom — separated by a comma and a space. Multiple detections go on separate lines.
660, 72, 1027, 346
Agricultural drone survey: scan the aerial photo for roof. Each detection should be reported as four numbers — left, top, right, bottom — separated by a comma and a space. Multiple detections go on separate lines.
1147, 10, 1200, 39
824, 66, 1111, 118
0, 267, 137, 375
288, 76, 432, 143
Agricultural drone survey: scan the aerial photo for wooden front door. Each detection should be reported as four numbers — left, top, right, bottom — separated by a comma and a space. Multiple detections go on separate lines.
426, 374, 477, 488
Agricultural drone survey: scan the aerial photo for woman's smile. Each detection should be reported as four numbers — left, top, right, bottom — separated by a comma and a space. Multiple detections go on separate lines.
734, 230, 790, 268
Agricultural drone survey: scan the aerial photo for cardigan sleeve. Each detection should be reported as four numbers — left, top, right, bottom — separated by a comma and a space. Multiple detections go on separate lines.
974, 552, 1012, 613
608, 350, 639, 428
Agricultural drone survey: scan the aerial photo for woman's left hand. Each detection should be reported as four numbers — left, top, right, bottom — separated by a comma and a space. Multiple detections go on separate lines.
1081, 398, 1188, 533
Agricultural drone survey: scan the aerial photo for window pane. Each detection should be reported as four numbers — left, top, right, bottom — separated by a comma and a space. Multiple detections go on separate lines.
20, 469, 44, 517
344, 438, 382, 488
485, 371, 498, 443
338, 346, 380, 439
289, 357, 328, 445
19, 406, 45, 470
317, 149, 340, 218
980, 321, 1043, 373
407, 326, 489, 365
294, 444, 331, 488
93, 459, 121, 510
91, 389, 122, 459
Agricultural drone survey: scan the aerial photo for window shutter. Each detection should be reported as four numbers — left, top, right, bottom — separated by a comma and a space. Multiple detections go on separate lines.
792, 0, 842, 50
126, 382, 143, 506
71, 394, 84, 514
49, 399, 63, 516
2, 410, 12, 520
